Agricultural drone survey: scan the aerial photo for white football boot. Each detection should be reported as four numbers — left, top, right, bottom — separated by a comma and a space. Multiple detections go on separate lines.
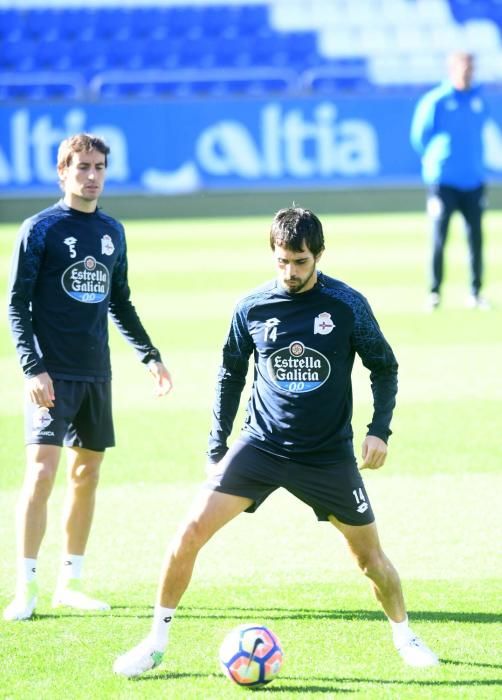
426, 292, 440, 311
466, 294, 491, 311
398, 635, 439, 667
113, 638, 165, 678
52, 579, 110, 611
3, 581, 38, 621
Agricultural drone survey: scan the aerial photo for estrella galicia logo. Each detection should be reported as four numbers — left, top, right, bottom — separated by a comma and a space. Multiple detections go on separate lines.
61, 256, 110, 303
266, 340, 331, 393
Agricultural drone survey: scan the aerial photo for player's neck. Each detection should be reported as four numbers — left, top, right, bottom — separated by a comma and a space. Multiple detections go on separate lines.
63, 192, 98, 214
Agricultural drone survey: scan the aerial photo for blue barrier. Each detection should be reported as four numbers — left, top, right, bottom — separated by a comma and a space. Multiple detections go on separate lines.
1, 93, 501, 195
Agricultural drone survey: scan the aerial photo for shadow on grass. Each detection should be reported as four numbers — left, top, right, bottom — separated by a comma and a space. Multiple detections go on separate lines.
442, 658, 502, 671
134, 670, 501, 691
26, 611, 112, 621
135, 671, 355, 693
92, 605, 502, 626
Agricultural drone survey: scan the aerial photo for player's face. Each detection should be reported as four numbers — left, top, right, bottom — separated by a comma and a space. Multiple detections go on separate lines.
274, 242, 321, 294
449, 54, 473, 90
59, 149, 107, 212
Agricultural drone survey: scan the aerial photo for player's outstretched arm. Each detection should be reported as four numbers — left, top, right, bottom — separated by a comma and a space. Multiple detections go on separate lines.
360, 435, 387, 470
148, 360, 173, 397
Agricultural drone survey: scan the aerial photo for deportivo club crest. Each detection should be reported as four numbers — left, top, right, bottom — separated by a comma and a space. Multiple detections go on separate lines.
33, 407, 53, 430
101, 234, 115, 256
266, 341, 331, 393
314, 312, 335, 335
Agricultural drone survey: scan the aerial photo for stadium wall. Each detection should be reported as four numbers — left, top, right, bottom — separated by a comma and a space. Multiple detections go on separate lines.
1, 92, 502, 220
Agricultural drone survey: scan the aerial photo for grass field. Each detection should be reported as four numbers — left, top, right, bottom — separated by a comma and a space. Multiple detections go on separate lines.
0, 209, 501, 699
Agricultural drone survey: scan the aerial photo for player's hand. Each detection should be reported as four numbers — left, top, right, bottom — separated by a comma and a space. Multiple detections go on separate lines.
360, 435, 387, 470
148, 360, 173, 397
27, 372, 55, 408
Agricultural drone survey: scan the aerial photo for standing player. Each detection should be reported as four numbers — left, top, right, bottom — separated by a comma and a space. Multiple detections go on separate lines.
114, 207, 438, 676
4, 133, 172, 622
410, 51, 490, 310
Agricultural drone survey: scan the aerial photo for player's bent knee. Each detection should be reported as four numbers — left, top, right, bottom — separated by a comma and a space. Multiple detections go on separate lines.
175, 520, 211, 554
355, 549, 386, 578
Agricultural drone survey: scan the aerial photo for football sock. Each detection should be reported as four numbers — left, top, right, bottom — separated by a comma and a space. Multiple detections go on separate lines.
150, 606, 176, 651
19, 558, 37, 586
59, 554, 84, 584
389, 615, 413, 647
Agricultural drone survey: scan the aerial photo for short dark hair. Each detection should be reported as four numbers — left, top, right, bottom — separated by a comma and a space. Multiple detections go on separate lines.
57, 133, 110, 171
270, 207, 325, 257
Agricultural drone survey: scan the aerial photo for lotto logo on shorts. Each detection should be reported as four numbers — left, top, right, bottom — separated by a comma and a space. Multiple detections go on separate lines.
266, 341, 331, 393
61, 256, 110, 303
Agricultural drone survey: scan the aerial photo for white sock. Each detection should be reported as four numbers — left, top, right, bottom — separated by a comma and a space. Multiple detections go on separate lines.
60, 554, 84, 583
389, 616, 413, 647
149, 606, 176, 652
18, 558, 37, 587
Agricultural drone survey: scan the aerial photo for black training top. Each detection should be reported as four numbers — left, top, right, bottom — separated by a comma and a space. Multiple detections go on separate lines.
208, 273, 398, 465
8, 199, 161, 381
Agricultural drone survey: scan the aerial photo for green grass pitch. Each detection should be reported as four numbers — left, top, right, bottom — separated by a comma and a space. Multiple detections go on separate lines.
0, 209, 501, 699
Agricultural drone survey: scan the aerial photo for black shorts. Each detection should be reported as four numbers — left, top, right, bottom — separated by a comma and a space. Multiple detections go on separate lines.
206, 440, 375, 526
25, 379, 115, 451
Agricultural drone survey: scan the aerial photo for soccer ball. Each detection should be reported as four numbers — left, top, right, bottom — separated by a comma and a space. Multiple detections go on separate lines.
219, 623, 283, 687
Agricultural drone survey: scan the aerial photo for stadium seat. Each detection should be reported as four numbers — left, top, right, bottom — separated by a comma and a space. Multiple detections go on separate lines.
394, 26, 432, 53
0, 40, 35, 73
368, 54, 411, 87
59, 8, 96, 41
463, 19, 501, 51
448, 0, 493, 23
476, 49, 502, 81
89, 65, 296, 101
168, 6, 204, 38
415, 0, 454, 23
69, 39, 108, 78
106, 39, 144, 71
0, 72, 85, 100
2, 1, 502, 102
285, 32, 319, 68
303, 58, 369, 94
23, 9, 61, 41
199, 5, 241, 38
270, 0, 326, 31
0, 10, 23, 41
249, 32, 289, 67
236, 4, 270, 35
177, 38, 213, 68
212, 36, 253, 68
35, 39, 72, 72
91, 8, 131, 41
141, 39, 175, 70
317, 27, 361, 59
129, 7, 171, 39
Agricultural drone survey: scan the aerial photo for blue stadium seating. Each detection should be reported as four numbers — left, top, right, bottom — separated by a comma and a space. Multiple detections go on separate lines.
451, 0, 502, 29
0, 2, 501, 102
0, 9, 23, 42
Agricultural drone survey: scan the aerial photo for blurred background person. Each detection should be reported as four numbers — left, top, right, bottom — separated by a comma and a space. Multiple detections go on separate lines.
410, 51, 490, 311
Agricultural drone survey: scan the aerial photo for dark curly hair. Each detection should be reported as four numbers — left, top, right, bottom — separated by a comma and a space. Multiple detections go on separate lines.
269, 207, 325, 257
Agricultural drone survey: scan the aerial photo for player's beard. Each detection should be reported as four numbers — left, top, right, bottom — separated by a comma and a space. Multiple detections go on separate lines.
282, 263, 317, 294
